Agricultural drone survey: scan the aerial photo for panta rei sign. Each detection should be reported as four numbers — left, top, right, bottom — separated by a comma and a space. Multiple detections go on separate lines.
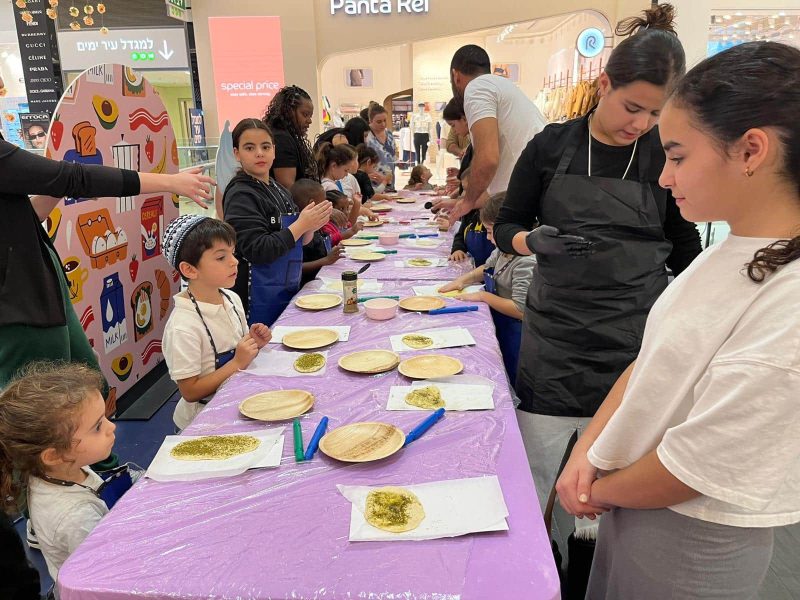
330, 0, 429, 15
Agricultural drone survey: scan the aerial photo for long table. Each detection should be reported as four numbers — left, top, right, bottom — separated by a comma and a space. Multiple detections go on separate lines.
58, 197, 560, 600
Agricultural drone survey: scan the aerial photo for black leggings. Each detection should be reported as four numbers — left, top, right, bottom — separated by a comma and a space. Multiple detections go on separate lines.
414, 133, 430, 165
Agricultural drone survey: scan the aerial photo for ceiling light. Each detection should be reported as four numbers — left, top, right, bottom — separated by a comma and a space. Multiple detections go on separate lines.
735, 11, 743, 16
723, 14, 731, 20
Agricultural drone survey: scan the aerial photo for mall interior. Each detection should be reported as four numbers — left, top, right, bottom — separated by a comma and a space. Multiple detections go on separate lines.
2, 0, 800, 598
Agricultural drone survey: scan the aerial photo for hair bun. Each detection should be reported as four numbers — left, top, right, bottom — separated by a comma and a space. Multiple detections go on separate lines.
616, 3, 677, 37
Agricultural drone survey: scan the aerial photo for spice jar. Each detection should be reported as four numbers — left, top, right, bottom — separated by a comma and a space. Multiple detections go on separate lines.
342, 271, 358, 313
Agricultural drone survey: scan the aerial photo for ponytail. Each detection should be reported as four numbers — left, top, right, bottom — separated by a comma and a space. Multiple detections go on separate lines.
368, 101, 387, 123
605, 4, 685, 91
316, 142, 355, 178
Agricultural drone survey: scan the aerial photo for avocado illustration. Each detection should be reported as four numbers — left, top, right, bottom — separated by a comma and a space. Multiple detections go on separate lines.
92, 95, 119, 130
111, 352, 133, 381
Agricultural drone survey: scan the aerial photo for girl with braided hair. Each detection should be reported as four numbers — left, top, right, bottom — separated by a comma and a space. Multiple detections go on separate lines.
263, 85, 318, 188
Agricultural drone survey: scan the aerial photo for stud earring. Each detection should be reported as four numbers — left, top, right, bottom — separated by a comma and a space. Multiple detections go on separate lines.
745, 167, 754, 177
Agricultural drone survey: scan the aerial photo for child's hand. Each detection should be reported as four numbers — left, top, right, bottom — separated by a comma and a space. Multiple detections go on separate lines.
233, 333, 259, 369
360, 207, 378, 221
438, 279, 463, 293
352, 221, 364, 233
249, 323, 272, 348
436, 216, 450, 231
331, 208, 348, 228
449, 250, 468, 262
324, 244, 345, 265
298, 201, 332, 233
352, 192, 363, 206
456, 290, 486, 303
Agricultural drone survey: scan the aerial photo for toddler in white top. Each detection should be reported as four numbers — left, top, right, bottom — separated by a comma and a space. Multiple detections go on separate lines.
0, 362, 118, 581
161, 215, 271, 430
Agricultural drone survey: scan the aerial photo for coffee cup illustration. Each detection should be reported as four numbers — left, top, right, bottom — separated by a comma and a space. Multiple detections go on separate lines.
63, 256, 89, 304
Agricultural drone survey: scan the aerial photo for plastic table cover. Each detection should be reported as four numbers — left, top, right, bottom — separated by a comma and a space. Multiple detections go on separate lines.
57, 202, 559, 600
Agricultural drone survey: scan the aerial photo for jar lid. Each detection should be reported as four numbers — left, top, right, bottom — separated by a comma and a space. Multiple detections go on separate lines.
342, 271, 358, 281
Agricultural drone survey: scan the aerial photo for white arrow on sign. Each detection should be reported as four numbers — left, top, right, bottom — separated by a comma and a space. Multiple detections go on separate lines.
158, 40, 174, 60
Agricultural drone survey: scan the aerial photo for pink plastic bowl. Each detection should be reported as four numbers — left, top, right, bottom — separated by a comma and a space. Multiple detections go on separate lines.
364, 298, 399, 320
378, 232, 400, 245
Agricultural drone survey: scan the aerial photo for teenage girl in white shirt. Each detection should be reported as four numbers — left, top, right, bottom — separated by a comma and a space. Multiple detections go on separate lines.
557, 41, 800, 599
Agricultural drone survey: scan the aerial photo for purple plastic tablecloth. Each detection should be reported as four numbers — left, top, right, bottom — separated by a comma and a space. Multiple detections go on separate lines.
58, 207, 559, 600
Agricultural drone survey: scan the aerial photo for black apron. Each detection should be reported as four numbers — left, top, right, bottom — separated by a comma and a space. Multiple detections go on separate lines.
516, 123, 671, 417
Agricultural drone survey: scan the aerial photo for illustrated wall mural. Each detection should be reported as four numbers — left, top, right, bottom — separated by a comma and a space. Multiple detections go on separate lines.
46, 63, 180, 398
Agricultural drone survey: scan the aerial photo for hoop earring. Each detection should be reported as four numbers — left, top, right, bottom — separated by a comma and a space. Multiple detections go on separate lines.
745, 167, 754, 177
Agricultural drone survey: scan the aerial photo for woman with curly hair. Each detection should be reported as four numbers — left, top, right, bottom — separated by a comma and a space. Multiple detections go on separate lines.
263, 85, 318, 187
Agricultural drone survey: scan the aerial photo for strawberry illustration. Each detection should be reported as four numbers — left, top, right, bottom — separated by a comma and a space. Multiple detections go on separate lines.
145, 136, 154, 162
129, 255, 139, 282
50, 113, 63, 151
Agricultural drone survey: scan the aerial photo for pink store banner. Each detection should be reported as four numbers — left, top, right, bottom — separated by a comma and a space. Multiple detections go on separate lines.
44, 64, 180, 402
208, 16, 285, 132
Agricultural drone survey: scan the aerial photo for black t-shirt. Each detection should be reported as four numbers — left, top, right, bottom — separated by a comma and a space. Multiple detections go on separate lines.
301, 231, 330, 287
353, 170, 375, 200
494, 115, 702, 276
270, 127, 304, 182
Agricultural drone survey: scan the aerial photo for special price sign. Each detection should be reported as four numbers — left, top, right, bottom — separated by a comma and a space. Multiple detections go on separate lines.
208, 16, 285, 132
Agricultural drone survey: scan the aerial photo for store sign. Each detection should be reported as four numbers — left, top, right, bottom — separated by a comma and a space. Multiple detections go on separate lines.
208, 16, 285, 132
58, 28, 189, 71
330, 0, 429, 15
188, 108, 206, 146
166, 0, 192, 23
13, 0, 62, 116
577, 28, 605, 58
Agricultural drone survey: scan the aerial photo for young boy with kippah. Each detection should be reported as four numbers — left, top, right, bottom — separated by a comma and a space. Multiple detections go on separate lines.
162, 215, 271, 430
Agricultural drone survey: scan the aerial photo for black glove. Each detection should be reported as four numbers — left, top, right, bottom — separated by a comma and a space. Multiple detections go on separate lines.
525, 225, 593, 257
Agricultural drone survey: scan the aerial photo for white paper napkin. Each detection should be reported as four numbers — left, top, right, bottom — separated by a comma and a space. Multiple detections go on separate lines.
386, 382, 495, 411
412, 282, 484, 297
146, 430, 284, 482
338, 476, 509, 541
389, 326, 476, 352
320, 278, 383, 293
244, 348, 329, 377
394, 257, 447, 268
269, 326, 351, 344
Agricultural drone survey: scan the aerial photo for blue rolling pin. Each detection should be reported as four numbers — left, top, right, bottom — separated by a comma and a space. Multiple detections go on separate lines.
403, 408, 445, 447
303, 417, 329, 461
427, 305, 479, 315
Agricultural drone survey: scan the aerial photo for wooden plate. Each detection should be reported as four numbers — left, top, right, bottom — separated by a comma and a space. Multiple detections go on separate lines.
350, 252, 386, 262
398, 296, 447, 312
398, 354, 464, 379
396, 197, 417, 204
239, 390, 314, 421
338, 349, 400, 374
294, 294, 342, 310
282, 328, 340, 350
319, 422, 405, 462
363, 220, 385, 228
341, 238, 372, 247
371, 205, 392, 213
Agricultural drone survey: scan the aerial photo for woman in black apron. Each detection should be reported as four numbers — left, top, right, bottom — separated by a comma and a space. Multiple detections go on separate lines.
493, 4, 702, 552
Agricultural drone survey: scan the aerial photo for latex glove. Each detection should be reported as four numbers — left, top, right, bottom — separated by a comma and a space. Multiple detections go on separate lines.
526, 225, 592, 257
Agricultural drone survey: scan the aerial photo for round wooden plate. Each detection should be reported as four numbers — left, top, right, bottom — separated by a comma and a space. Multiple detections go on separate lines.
363, 220, 385, 228
398, 296, 447, 312
239, 389, 314, 421
294, 294, 342, 310
319, 422, 405, 462
282, 328, 340, 350
398, 354, 464, 379
338, 349, 400, 374
396, 197, 417, 204
341, 238, 372, 247
350, 252, 386, 262
370, 204, 392, 212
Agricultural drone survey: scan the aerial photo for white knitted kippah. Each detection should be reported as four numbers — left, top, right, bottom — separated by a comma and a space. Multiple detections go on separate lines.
162, 214, 209, 268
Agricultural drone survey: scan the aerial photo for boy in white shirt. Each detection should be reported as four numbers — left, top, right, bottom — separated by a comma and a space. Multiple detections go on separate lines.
162, 215, 271, 430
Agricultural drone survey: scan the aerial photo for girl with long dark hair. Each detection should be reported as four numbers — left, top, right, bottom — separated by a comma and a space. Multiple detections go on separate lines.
558, 40, 800, 599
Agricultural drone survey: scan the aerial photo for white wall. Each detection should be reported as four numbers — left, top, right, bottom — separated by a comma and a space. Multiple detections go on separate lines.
320, 44, 413, 116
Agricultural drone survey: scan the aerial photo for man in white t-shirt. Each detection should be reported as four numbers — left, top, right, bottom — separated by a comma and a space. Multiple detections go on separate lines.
448, 44, 546, 222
